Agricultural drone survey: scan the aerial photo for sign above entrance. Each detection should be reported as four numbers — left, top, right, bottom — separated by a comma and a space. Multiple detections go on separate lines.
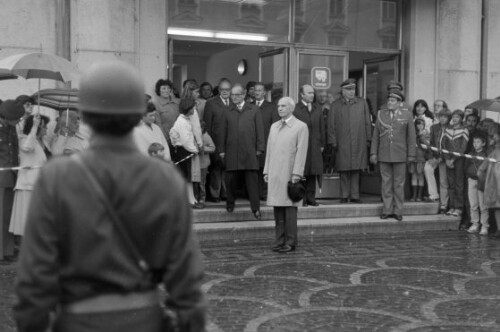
311, 67, 331, 89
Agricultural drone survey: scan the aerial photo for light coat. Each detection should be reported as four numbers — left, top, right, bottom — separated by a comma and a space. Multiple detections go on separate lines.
264, 116, 309, 207
328, 97, 372, 171
293, 102, 325, 175
133, 121, 171, 160
170, 115, 201, 182
220, 102, 265, 171
15, 133, 47, 190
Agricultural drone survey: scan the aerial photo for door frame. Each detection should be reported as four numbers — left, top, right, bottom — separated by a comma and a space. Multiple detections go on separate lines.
258, 47, 289, 98
362, 55, 400, 98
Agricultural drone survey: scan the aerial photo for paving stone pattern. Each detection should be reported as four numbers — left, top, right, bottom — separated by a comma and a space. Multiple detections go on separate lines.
2, 231, 500, 331
201, 231, 500, 331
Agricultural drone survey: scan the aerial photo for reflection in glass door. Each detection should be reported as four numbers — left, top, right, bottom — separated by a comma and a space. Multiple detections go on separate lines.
363, 56, 399, 113
259, 49, 288, 104
297, 51, 348, 100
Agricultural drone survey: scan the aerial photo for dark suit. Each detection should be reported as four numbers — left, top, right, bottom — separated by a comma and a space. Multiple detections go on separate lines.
0, 121, 18, 260
203, 96, 232, 200
255, 99, 279, 200
220, 102, 265, 212
294, 101, 325, 204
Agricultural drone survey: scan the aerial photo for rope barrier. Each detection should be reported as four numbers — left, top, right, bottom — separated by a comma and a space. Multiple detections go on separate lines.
0, 154, 195, 171
419, 144, 500, 164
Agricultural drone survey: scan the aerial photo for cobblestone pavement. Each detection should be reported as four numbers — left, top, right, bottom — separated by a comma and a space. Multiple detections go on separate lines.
2, 230, 500, 331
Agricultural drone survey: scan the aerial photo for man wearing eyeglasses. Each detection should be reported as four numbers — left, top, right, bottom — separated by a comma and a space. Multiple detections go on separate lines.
203, 78, 233, 202
219, 84, 265, 219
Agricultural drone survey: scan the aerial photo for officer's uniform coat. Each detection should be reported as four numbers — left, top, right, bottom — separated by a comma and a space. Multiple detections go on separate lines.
371, 106, 416, 215
14, 136, 206, 332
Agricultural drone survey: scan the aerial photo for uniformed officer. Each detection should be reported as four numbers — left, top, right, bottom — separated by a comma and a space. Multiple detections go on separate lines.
370, 90, 416, 221
0, 100, 24, 261
14, 61, 206, 332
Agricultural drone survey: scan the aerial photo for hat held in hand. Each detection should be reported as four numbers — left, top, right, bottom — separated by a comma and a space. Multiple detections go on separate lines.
288, 179, 306, 203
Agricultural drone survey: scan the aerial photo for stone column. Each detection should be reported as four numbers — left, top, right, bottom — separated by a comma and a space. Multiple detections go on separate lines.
435, 0, 482, 110
483, 0, 500, 99
404, 0, 438, 106
136, 0, 168, 96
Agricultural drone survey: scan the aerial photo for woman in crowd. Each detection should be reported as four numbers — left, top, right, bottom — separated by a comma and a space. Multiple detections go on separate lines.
170, 98, 202, 209
9, 114, 50, 237
412, 99, 434, 134
409, 118, 430, 201
153, 79, 180, 141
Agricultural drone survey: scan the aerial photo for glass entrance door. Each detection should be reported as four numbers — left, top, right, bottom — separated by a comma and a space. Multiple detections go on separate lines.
363, 56, 399, 113
259, 48, 288, 104
296, 50, 348, 100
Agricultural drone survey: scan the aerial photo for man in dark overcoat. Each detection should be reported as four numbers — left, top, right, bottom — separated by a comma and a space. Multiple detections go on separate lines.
294, 84, 325, 206
0, 100, 24, 261
328, 79, 372, 203
254, 82, 279, 201
220, 84, 265, 219
203, 78, 233, 202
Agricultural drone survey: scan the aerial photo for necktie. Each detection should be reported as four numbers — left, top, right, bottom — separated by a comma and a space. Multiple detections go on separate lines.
224, 99, 228, 106
281, 120, 287, 128
307, 103, 312, 112
238, 103, 242, 110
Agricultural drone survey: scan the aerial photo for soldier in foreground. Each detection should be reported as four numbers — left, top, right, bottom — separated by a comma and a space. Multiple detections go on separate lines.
14, 61, 206, 332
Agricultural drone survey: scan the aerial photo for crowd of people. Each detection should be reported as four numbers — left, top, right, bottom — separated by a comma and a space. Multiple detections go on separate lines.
2, 72, 500, 261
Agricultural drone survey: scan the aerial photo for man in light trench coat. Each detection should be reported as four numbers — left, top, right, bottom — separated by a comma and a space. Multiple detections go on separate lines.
264, 97, 309, 253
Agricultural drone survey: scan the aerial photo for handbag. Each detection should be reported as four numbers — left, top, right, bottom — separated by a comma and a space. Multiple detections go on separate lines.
72, 155, 179, 332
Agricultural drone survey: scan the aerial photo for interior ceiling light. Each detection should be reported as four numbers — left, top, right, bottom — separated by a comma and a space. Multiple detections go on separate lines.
168, 28, 268, 42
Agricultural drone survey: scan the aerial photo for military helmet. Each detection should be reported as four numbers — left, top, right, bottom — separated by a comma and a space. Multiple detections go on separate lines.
78, 61, 145, 115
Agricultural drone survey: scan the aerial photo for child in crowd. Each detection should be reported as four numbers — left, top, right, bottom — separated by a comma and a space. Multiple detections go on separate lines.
442, 109, 469, 217
412, 99, 434, 135
148, 142, 165, 159
424, 108, 451, 211
466, 131, 489, 235
478, 123, 500, 238
195, 121, 215, 208
409, 118, 429, 201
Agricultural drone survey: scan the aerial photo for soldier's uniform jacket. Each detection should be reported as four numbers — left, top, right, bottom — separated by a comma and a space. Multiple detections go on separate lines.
0, 121, 19, 188
371, 106, 416, 163
14, 136, 206, 332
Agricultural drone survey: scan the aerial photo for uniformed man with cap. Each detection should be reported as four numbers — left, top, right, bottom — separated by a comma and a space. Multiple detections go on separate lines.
14, 61, 206, 332
370, 90, 416, 221
0, 100, 24, 261
328, 78, 372, 203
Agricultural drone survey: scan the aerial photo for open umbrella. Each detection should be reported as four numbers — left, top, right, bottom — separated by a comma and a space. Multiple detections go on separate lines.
31, 88, 78, 112
466, 98, 500, 111
0, 52, 79, 113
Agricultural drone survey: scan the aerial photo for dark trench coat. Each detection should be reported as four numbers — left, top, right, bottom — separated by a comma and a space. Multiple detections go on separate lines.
328, 97, 372, 171
220, 103, 265, 171
293, 102, 325, 175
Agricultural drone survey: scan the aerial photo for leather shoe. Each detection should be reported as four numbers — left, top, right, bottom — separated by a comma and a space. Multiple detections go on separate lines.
394, 214, 403, 221
278, 244, 295, 253
302, 201, 308, 207
350, 199, 362, 204
271, 244, 283, 252
340, 198, 349, 203
380, 214, 391, 219
253, 210, 261, 220
307, 201, 319, 206
226, 206, 234, 213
